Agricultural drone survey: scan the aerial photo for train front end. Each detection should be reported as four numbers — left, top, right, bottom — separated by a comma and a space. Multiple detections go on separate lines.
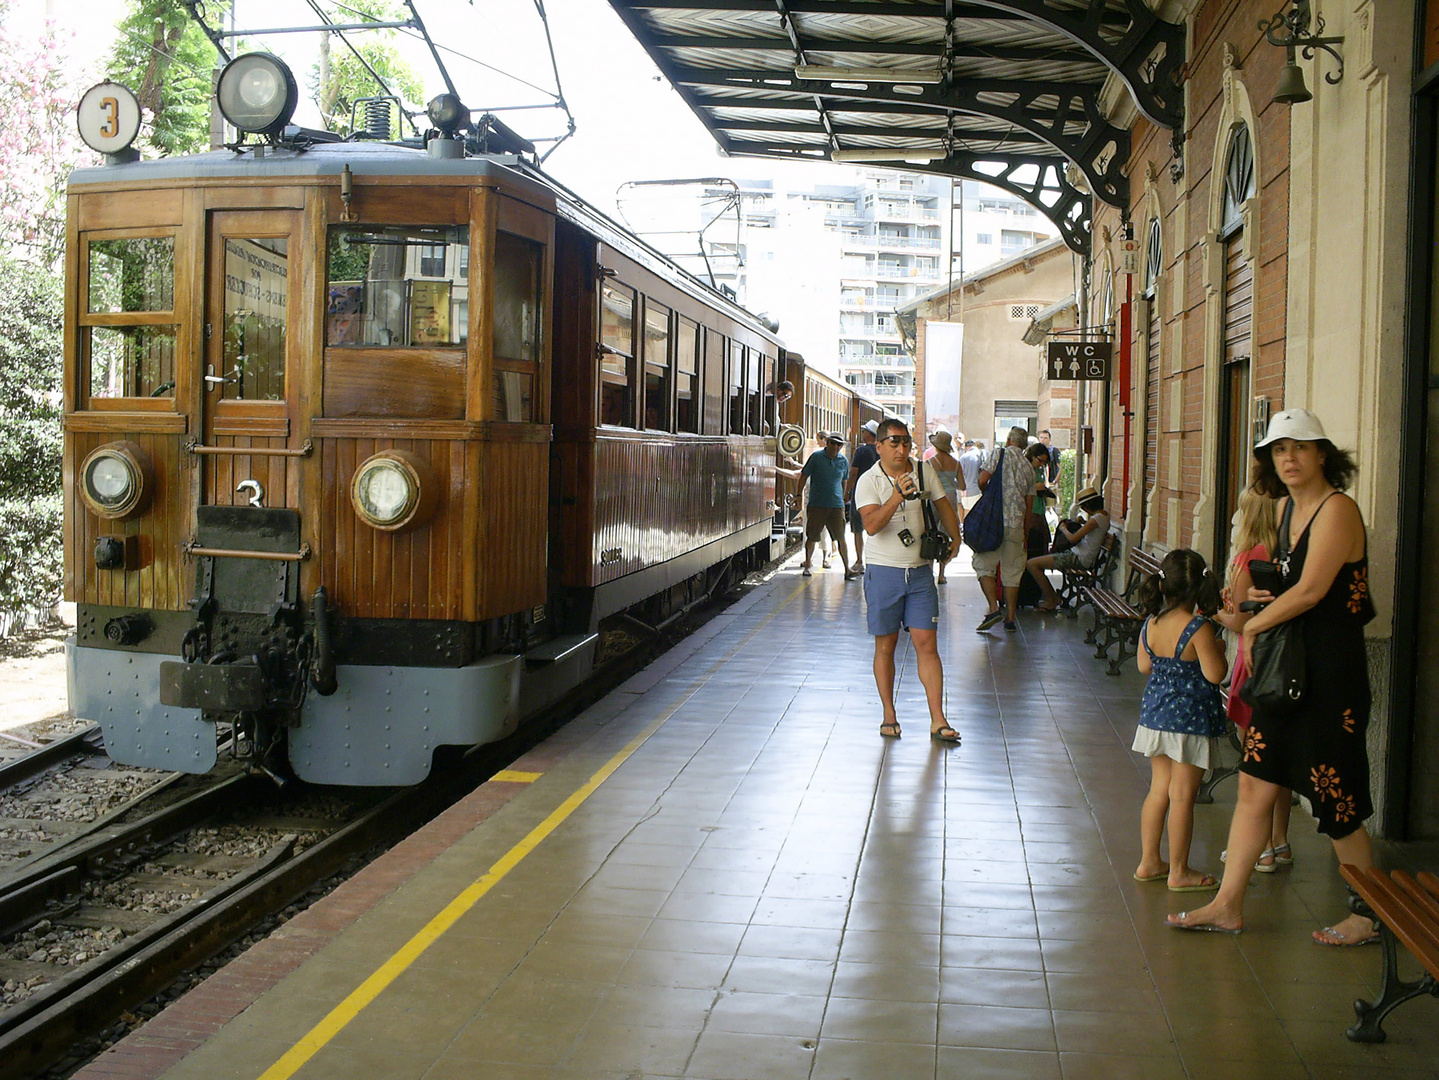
63, 118, 567, 785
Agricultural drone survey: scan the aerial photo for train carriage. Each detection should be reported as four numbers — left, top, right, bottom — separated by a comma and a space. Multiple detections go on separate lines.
62, 55, 885, 786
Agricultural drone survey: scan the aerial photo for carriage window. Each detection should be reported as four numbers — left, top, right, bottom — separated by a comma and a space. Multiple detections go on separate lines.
729, 342, 746, 434
599, 281, 634, 427
326, 225, 469, 347
494, 231, 541, 364
746, 349, 763, 435
644, 301, 671, 431
88, 326, 177, 399
220, 238, 288, 401
676, 316, 699, 433
493, 371, 534, 422
84, 235, 177, 399
88, 238, 174, 313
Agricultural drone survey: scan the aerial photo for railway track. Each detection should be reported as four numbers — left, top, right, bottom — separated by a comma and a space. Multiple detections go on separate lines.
0, 562, 772, 1080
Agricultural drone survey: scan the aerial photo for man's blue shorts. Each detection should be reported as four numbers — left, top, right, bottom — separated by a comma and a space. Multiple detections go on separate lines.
864, 564, 939, 636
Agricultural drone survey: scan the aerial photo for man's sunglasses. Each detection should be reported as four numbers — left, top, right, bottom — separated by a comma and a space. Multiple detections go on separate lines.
881, 436, 913, 447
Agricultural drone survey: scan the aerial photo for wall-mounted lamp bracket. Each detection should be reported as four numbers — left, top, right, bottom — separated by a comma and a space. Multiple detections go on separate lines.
1259, 0, 1345, 85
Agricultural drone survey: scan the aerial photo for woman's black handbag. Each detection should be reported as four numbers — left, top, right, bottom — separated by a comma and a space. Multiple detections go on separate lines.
1240, 621, 1306, 713
917, 463, 954, 562
1239, 497, 1305, 713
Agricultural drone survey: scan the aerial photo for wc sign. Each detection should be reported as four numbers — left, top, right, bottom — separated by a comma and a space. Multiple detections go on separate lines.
1046, 341, 1111, 381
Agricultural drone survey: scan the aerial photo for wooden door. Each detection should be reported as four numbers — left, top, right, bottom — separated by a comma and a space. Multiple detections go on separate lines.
1214, 238, 1253, 569
201, 211, 304, 510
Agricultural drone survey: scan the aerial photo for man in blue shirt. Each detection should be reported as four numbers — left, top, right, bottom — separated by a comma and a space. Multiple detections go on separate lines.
797, 433, 855, 579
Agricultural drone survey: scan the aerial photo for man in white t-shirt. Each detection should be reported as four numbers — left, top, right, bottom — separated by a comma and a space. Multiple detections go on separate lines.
855, 418, 963, 744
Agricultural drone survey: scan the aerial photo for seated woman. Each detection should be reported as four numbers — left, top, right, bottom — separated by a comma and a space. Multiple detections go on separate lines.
1026, 485, 1110, 612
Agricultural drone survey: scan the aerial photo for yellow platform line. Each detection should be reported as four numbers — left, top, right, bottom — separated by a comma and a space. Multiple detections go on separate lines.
257, 577, 805, 1080
490, 769, 543, 783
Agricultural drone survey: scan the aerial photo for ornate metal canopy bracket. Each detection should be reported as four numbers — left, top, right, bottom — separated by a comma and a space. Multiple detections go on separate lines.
928, 0, 1187, 129
679, 68, 1130, 208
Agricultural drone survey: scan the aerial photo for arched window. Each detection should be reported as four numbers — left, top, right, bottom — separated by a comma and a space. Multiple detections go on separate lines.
1221, 124, 1255, 237
1143, 217, 1162, 300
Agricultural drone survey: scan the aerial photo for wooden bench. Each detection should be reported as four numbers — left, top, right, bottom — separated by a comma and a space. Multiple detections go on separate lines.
1082, 546, 1162, 676
1338, 865, 1439, 1043
1059, 530, 1118, 618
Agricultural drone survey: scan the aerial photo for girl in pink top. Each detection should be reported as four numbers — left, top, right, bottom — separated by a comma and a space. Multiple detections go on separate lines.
1214, 485, 1292, 873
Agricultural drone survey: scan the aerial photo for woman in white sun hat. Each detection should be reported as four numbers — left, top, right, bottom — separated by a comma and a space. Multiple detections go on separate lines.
1168, 408, 1378, 942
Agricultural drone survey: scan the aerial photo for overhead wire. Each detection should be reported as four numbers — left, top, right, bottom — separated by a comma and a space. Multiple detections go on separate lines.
303, 0, 422, 135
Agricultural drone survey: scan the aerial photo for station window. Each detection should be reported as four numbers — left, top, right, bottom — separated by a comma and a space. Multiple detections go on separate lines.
675, 316, 699, 433
220, 237, 289, 401
326, 225, 469, 348
599, 281, 635, 427
643, 300, 671, 431
83, 234, 178, 400
729, 342, 747, 435
493, 230, 542, 422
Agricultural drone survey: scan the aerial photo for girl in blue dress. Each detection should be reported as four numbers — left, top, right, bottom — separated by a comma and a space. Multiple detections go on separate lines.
1131, 549, 1228, 892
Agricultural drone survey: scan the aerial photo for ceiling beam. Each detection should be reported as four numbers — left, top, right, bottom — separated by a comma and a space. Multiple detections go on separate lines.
647, 34, 1091, 64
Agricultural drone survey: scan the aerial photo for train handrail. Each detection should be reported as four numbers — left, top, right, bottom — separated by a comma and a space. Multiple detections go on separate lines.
186, 440, 314, 458
184, 542, 312, 562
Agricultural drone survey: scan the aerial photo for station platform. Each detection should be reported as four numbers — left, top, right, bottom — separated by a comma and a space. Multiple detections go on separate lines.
75, 558, 1439, 1080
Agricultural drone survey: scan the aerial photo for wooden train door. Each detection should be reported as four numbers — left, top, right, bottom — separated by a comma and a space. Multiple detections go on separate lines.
200, 211, 304, 511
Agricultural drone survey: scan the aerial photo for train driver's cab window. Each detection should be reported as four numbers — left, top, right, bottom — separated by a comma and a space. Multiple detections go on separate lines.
83, 234, 177, 401
675, 316, 699, 433
729, 342, 746, 434
643, 301, 671, 431
326, 225, 469, 348
219, 237, 288, 401
493, 230, 542, 422
599, 281, 635, 427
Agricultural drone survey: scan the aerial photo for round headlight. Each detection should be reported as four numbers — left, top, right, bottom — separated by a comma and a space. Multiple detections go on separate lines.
80, 442, 153, 520
216, 53, 298, 137
350, 451, 438, 531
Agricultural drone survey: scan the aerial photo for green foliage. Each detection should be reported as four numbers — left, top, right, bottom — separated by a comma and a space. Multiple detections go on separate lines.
0, 256, 63, 615
1057, 446, 1075, 514
106, 0, 229, 157
311, 2, 425, 136
0, 497, 63, 617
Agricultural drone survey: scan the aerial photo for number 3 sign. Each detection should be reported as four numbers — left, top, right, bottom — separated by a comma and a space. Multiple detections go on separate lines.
77, 82, 142, 157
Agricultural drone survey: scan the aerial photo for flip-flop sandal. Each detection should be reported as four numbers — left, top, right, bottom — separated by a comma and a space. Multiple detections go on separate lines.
930, 725, 961, 744
1313, 925, 1380, 946
1168, 912, 1242, 934
1133, 870, 1168, 883
879, 722, 902, 739
1169, 874, 1221, 893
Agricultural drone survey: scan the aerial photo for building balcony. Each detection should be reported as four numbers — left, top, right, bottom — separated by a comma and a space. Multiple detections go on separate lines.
838, 233, 942, 251
874, 264, 941, 280
839, 355, 915, 371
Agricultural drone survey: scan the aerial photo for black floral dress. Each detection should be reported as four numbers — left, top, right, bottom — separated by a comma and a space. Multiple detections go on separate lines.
1239, 494, 1375, 838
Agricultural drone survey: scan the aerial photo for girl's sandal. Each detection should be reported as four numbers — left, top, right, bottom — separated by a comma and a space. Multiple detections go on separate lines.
879, 722, 902, 738
1270, 843, 1293, 866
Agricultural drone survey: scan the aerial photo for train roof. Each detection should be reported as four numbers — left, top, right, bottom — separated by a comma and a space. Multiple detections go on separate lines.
68, 140, 780, 345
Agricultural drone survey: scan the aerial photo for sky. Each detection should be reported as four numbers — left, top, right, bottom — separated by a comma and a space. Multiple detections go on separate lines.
8, 0, 866, 218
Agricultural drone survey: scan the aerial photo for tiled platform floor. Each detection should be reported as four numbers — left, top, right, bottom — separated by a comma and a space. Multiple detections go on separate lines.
85, 558, 1439, 1080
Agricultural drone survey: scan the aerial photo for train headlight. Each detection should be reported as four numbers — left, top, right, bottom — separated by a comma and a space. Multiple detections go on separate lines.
80, 442, 153, 520
216, 53, 298, 138
350, 451, 438, 532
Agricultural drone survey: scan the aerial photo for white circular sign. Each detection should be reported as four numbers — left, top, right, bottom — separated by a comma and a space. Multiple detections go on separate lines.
77, 82, 142, 155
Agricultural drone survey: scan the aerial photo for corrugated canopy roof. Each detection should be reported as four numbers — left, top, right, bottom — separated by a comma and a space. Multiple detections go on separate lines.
604, 0, 1186, 254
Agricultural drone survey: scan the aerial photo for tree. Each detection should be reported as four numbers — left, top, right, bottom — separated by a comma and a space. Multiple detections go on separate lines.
311, 2, 425, 137
105, 0, 227, 158
0, 255, 64, 617
0, 0, 88, 264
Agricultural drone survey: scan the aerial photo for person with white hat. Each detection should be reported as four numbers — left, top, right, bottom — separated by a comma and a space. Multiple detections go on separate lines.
1025, 485, 1110, 611
1169, 408, 1379, 942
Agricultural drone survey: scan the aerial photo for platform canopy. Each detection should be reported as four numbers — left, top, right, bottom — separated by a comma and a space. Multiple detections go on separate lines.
603, 0, 1186, 254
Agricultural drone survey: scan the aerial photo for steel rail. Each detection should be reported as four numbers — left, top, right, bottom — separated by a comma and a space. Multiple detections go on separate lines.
0, 724, 104, 790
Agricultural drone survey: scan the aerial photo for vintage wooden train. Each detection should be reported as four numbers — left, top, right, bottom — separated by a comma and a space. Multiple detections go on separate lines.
63, 57, 885, 784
